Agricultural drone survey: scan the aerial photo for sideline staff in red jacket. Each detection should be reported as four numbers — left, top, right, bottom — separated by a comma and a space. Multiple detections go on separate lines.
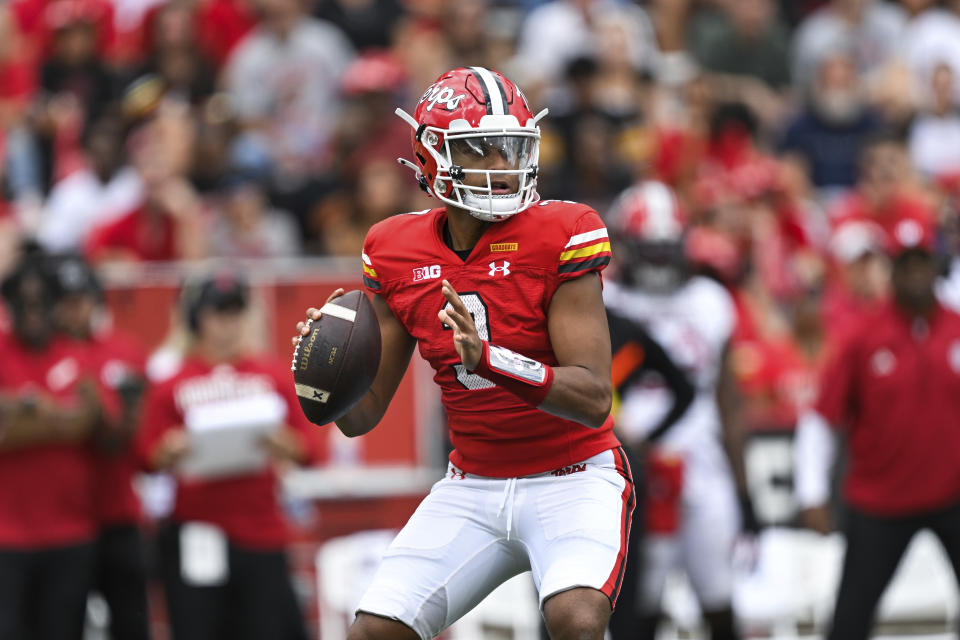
136, 269, 318, 640
0, 250, 108, 639
796, 216, 960, 640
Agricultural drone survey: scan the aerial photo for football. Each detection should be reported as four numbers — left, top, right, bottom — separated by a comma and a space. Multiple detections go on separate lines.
291, 290, 382, 425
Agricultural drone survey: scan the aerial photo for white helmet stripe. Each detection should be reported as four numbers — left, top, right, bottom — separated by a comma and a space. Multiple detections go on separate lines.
470, 66, 506, 115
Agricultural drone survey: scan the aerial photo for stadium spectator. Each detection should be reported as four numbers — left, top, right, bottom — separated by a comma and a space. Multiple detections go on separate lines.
780, 50, 882, 195
137, 269, 318, 640
316, 0, 406, 52
796, 215, 960, 640
690, 0, 791, 95
32, 0, 120, 191
514, 0, 658, 90
791, 0, 905, 90
0, 247, 108, 639
208, 172, 302, 259
909, 62, 960, 179
52, 253, 151, 640
822, 219, 890, 339
901, 0, 960, 103
38, 114, 143, 252
223, 0, 354, 210
828, 133, 935, 234
132, 1, 217, 105
85, 98, 207, 263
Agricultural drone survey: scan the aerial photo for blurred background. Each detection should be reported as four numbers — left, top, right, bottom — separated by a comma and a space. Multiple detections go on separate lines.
2, 0, 960, 638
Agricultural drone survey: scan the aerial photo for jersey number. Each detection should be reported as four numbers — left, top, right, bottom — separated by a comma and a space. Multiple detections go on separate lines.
441, 292, 495, 390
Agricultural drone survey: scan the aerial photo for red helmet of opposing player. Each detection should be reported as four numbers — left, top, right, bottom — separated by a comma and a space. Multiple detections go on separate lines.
396, 67, 547, 222
608, 181, 688, 291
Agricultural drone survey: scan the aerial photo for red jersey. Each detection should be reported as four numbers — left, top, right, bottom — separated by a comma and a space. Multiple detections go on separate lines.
0, 333, 97, 548
85, 206, 176, 263
362, 202, 620, 477
85, 329, 147, 527
816, 302, 960, 515
136, 355, 320, 549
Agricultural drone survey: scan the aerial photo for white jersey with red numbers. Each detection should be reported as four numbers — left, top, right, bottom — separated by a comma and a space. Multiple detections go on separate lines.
603, 276, 735, 471
362, 200, 620, 478
604, 276, 739, 611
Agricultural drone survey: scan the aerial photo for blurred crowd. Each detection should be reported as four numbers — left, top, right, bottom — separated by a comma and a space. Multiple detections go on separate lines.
1, 0, 959, 435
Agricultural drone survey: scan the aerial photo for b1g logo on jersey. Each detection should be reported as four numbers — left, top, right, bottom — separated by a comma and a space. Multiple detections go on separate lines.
489, 261, 511, 277
419, 83, 467, 112
413, 265, 442, 282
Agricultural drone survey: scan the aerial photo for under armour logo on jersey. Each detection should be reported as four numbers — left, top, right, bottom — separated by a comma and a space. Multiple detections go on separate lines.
489, 261, 510, 277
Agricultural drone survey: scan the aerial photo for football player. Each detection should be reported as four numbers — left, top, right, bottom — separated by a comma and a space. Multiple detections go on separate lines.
296, 67, 633, 640
603, 181, 756, 640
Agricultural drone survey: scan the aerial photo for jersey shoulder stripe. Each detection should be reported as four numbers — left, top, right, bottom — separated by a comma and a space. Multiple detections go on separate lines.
558, 226, 611, 275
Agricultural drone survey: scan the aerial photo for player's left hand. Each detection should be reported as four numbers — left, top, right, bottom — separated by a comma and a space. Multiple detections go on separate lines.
438, 280, 483, 371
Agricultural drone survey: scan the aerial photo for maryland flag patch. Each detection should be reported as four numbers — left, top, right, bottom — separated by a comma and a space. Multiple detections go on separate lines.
558, 228, 611, 275
362, 252, 381, 290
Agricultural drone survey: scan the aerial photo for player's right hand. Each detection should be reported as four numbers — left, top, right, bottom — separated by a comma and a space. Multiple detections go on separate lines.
292, 288, 346, 346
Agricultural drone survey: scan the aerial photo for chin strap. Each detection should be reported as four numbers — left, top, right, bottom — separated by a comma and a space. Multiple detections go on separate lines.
397, 158, 432, 195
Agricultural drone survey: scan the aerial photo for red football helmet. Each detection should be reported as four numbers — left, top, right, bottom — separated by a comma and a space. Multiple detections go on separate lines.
608, 181, 688, 291
608, 180, 685, 243
396, 67, 547, 222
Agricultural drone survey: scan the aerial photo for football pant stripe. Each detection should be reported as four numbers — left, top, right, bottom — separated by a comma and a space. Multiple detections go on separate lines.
601, 446, 635, 606
559, 241, 612, 262
362, 275, 381, 291
468, 67, 494, 115
363, 264, 378, 278
564, 228, 608, 248
557, 254, 611, 274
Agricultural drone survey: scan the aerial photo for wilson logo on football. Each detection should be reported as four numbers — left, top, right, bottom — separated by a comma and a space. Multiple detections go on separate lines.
488, 261, 510, 277
419, 84, 467, 112
412, 265, 442, 282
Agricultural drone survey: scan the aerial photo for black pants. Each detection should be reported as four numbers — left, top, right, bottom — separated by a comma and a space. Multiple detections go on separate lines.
0, 541, 95, 640
828, 498, 960, 640
159, 522, 308, 640
607, 445, 645, 640
94, 525, 150, 640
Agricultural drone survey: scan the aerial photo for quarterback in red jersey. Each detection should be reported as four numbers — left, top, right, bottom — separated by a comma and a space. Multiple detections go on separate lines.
296, 67, 633, 640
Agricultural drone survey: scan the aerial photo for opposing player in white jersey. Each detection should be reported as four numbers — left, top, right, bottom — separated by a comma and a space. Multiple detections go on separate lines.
603, 181, 755, 640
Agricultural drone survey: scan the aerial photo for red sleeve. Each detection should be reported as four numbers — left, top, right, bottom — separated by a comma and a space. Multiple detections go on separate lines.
361, 226, 384, 296
134, 380, 181, 471
556, 208, 612, 283
814, 330, 859, 429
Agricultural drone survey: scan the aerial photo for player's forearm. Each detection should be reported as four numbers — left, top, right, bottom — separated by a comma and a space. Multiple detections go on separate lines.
539, 365, 612, 429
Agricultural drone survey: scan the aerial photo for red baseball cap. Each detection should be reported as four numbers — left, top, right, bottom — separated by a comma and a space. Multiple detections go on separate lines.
886, 215, 936, 256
